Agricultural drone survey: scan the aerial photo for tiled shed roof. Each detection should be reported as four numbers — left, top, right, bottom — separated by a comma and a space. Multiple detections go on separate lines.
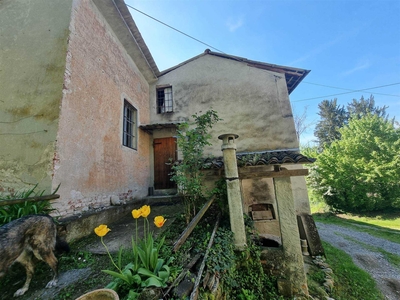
201, 151, 316, 169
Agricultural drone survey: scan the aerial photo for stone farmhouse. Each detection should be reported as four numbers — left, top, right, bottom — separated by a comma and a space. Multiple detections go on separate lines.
0, 0, 322, 297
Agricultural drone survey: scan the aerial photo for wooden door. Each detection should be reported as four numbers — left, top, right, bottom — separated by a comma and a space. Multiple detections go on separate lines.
153, 137, 177, 189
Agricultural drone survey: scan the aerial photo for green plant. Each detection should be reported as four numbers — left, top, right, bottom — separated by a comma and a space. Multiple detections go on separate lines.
171, 109, 221, 223
209, 220, 283, 300
95, 205, 172, 300
210, 178, 229, 218
310, 114, 400, 213
0, 184, 57, 226
59, 251, 95, 269
206, 227, 235, 275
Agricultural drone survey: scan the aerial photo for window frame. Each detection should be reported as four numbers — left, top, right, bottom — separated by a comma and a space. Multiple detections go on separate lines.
156, 86, 173, 114
122, 99, 137, 150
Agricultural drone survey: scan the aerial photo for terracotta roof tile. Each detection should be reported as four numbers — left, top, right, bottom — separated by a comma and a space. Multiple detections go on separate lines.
201, 151, 315, 169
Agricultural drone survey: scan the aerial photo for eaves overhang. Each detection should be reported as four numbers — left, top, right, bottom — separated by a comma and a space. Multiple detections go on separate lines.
139, 122, 180, 134
93, 0, 159, 82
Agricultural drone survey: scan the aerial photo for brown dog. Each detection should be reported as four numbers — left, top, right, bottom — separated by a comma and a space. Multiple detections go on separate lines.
0, 214, 69, 297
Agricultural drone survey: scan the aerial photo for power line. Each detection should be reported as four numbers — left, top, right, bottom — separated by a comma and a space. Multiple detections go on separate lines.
302, 81, 400, 98
293, 82, 400, 102
126, 4, 226, 54
126, 5, 400, 103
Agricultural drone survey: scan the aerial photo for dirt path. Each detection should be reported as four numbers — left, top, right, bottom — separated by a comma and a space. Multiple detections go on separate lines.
316, 222, 400, 300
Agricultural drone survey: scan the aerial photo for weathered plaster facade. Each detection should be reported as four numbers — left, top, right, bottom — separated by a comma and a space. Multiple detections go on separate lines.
150, 53, 298, 156
1, 0, 156, 216
148, 51, 311, 215
0, 0, 71, 194
51, 0, 154, 216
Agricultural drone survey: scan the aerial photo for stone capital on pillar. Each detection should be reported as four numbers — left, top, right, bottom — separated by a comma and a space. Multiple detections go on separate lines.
218, 133, 239, 151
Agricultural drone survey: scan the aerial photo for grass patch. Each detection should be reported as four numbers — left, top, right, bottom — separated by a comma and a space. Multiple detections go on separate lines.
323, 241, 385, 300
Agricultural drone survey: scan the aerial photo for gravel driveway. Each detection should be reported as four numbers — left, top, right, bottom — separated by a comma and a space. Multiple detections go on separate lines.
316, 222, 400, 300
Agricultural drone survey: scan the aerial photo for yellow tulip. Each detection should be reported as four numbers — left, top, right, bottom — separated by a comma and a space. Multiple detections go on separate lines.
132, 209, 142, 219
154, 216, 166, 228
141, 205, 151, 218
94, 224, 111, 237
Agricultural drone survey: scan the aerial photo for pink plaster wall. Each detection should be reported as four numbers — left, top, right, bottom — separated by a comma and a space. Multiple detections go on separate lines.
52, 0, 151, 216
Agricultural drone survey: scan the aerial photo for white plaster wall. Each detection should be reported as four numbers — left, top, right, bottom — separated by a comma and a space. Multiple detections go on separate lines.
150, 54, 299, 157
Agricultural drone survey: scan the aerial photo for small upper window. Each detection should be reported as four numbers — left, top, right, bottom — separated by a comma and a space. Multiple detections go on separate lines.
157, 86, 173, 114
123, 100, 137, 149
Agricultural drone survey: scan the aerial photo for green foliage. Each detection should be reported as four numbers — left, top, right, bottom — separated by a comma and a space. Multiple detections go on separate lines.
314, 95, 392, 149
311, 114, 400, 212
217, 220, 283, 300
206, 227, 235, 274
0, 184, 56, 226
59, 251, 96, 269
210, 178, 230, 217
300, 143, 320, 158
171, 109, 221, 223
347, 95, 389, 121
99, 207, 173, 299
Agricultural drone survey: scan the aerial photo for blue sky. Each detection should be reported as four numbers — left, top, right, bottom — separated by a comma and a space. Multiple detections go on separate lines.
126, 0, 400, 144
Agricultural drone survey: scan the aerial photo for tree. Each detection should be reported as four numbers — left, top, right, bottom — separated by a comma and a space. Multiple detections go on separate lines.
347, 95, 389, 120
171, 110, 221, 223
293, 106, 312, 142
314, 96, 393, 149
314, 99, 347, 149
311, 114, 400, 212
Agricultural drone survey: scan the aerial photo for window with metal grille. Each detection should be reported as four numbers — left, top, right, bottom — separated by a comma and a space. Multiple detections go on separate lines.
157, 86, 173, 113
123, 100, 137, 149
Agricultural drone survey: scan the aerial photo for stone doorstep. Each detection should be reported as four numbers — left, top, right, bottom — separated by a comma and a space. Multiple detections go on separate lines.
58, 195, 183, 243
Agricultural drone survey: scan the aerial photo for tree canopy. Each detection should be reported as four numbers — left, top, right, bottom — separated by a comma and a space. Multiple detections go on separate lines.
314, 99, 347, 149
314, 95, 391, 149
310, 114, 400, 212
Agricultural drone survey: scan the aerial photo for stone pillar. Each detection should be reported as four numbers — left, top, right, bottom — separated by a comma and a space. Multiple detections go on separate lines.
274, 175, 309, 297
218, 134, 246, 250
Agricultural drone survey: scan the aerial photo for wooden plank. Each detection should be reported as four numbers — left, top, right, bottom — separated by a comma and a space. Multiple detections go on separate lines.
173, 195, 216, 252
163, 253, 202, 298
0, 194, 60, 206
190, 213, 221, 300
239, 168, 308, 179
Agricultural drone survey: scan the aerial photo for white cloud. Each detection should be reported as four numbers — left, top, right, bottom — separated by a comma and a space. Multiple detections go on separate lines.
341, 61, 371, 76
226, 16, 244, 32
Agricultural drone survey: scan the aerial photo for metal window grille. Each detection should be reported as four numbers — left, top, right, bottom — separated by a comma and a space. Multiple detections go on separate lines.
123, 100, 137, 149
157, 87, 173, 113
